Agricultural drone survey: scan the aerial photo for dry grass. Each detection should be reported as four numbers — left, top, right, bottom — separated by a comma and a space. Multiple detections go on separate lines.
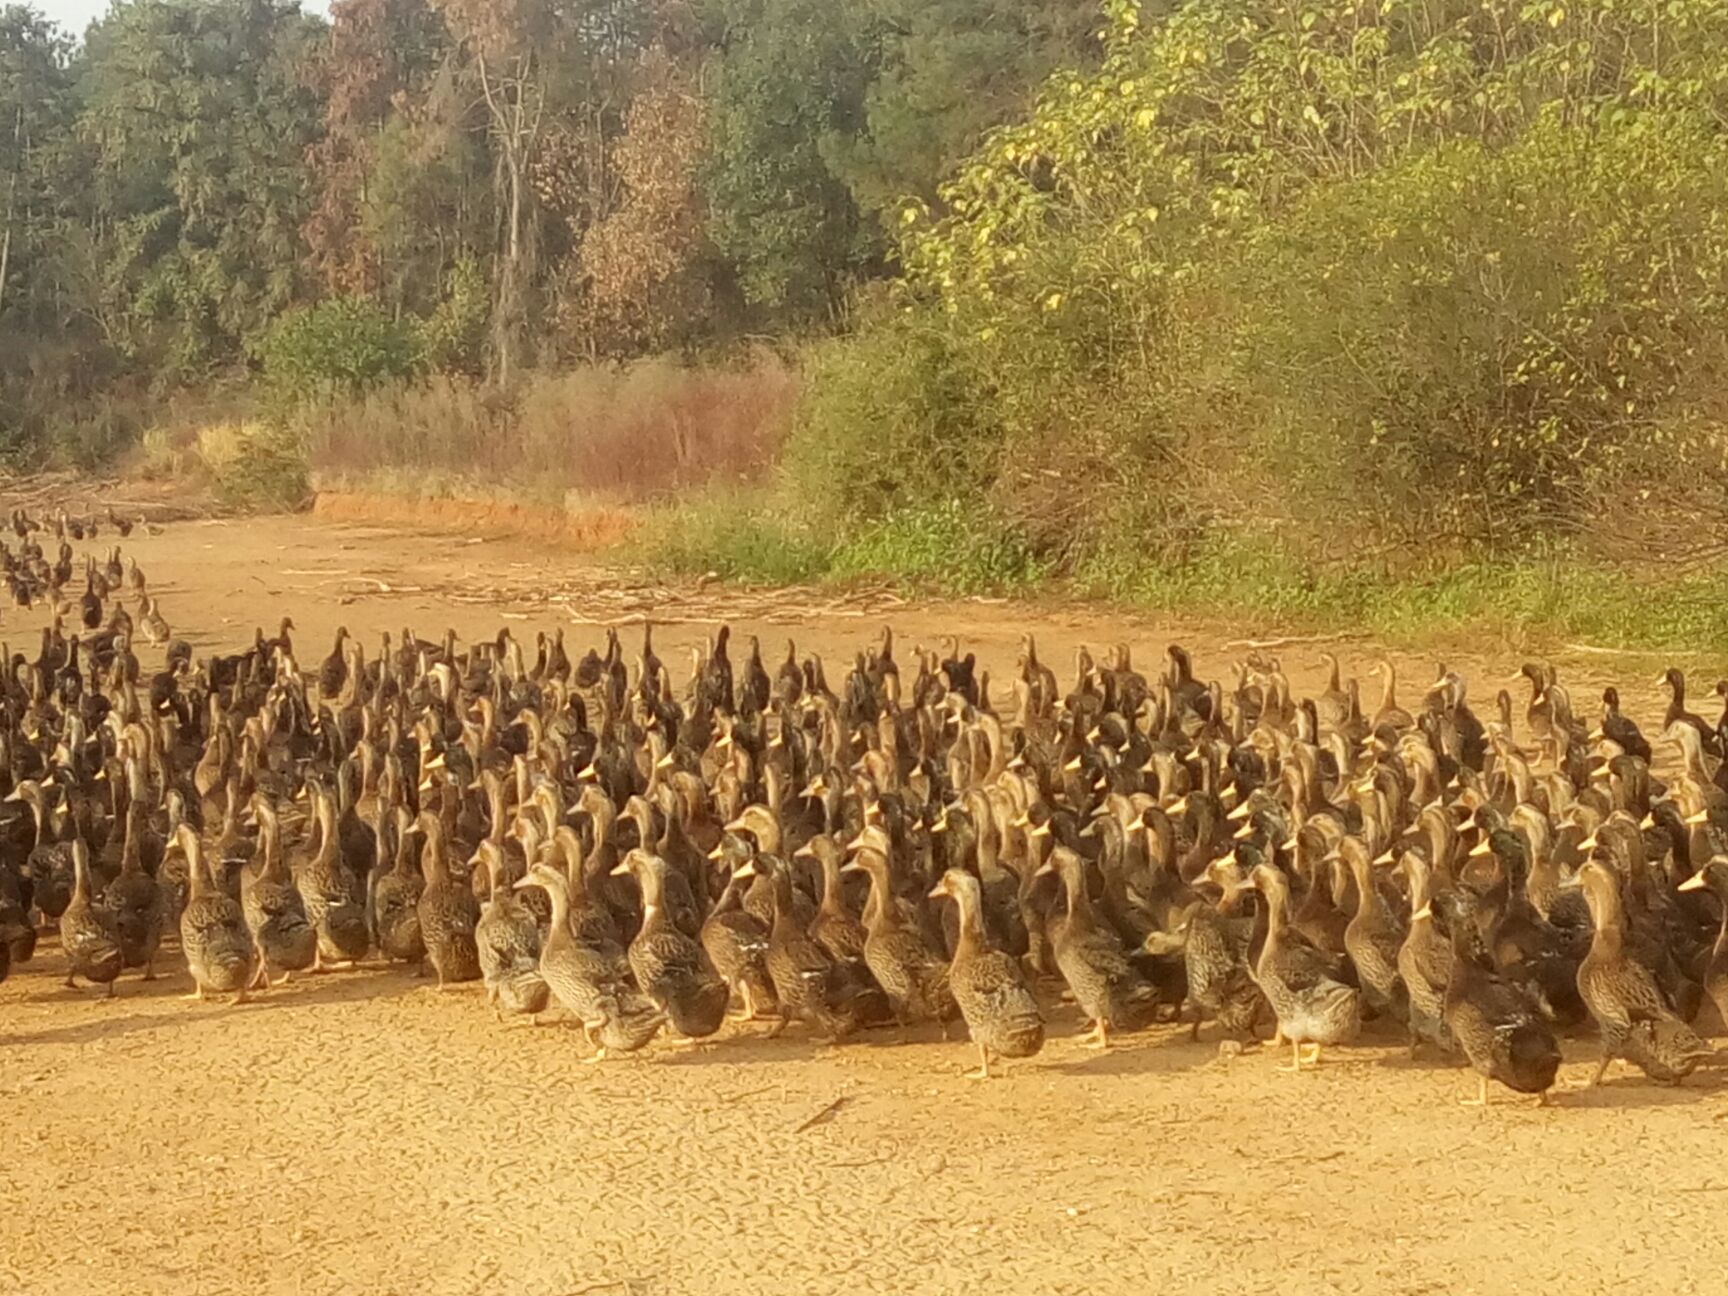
312, 490, 639, 550
304, 354, 798, 504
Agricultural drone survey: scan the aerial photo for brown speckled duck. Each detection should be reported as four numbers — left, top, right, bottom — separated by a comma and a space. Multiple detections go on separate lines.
1575, 860, 1714, 1085
60, 839, 122, 995
698, 852, 777, 1022
415, 811, 481, 989
515, 857, 663, 1058
1248, 863, 1361, 1070
928, 869, 1043, 1078
1035, 843, 1160, 1048
243, 794, 316, 988
474, 839, 548, 1017
176, 824, 255, 1003
842, 831, 957, 1032
612, 848, 727, 1039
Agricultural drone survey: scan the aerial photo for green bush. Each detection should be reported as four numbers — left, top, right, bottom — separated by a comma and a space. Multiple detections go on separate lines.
1222, 113, 1728, 555
196, 421, 311, 511
829, 499, 1049, 594
785, 312, 1000, 524
255, 297, 423, 405
631, 487, 831, 585
868, 0, 1728, 573
420, 258, 490, 377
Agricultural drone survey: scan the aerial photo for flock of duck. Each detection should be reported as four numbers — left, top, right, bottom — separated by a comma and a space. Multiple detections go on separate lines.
3, 511, 1727, 1106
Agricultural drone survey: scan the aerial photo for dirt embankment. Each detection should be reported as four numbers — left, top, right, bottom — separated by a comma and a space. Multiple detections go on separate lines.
0, 512, 1723, 1296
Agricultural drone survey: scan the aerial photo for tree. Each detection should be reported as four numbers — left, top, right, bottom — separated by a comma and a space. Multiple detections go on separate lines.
700, 0, 882, 323
431, 0, 550, 384
0, 6, 74, 326
835, 0, 1102, 217
561, 43, 709, 357
302, 0, 452, 297
76, 0, 328, 374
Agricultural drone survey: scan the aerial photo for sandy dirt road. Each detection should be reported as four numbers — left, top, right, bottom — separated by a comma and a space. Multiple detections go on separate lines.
1, 513, 1724, 1296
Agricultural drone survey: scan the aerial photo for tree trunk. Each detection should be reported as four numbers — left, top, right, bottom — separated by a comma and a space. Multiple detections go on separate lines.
0, 103, 20, 319
476, 50, 540, 388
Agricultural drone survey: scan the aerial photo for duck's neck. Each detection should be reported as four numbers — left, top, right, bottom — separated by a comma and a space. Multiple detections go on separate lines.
953, 893, 987, 959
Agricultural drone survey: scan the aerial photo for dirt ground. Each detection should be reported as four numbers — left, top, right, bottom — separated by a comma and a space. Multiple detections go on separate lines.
2, 513, 1725, 1296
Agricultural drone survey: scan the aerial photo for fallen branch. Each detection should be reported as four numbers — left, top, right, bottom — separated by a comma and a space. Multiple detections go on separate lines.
1224, 632, 1362, 651
792, 1094, 849, 1133
1561, 642, 1671, 658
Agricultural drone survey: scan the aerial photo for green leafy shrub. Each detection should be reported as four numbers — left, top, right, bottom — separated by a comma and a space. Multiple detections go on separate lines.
420, 259, 490, 377
632, 487, 831, 584
196, 421, 311, 510
255, 298, 423, 405
1223, 112, 1728, 557
830, 499, 1049, 594
786, 313, 1000, 524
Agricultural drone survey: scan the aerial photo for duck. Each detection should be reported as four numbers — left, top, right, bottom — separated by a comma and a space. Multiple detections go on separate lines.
139, 595, 170, 646
1677, 857, 1728, 1030
473, 839, 548, 1017
1659, 667, 1721, 758
514, 857, 663, 1058
1440, 902, 1561, 1105
1366, 659, 1414, 732
59, 839, 123, 996
842, 835, 958, 1032
611, 848, 727, 1039
1336, 836, 1406, 1021
414, 811, 481, 988
1594, 687, 1651, 763
928, 869, 1044, 1078
1395, 849, 1456, 1058
242, 794, 317, 987
800, 833, 868, 963
371, 806, 426, 971
1247, 863, 1362, 1070
698, 856, 777, 1022
1574, 860, 1714, 1085
738, 853, 887, 1040
296, 780, 371, 969
102, 807, 163, 979
78, 570, 101, 630
1141, 877, 1264, 1046
176, 823, 256, 1003
1035, 843, 1160, 1048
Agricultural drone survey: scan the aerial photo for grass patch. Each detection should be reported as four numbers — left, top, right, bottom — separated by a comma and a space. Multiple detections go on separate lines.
634, 495, 1728, 653
828, 500, 1050, 596
1077, 536, 1728, 653
629, 487, 832, 585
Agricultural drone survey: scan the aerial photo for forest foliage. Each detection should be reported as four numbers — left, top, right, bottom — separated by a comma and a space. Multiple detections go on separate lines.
3, 0, 1728, 629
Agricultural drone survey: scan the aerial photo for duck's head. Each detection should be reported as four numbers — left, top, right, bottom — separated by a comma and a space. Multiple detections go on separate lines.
927, 867, 978, 905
